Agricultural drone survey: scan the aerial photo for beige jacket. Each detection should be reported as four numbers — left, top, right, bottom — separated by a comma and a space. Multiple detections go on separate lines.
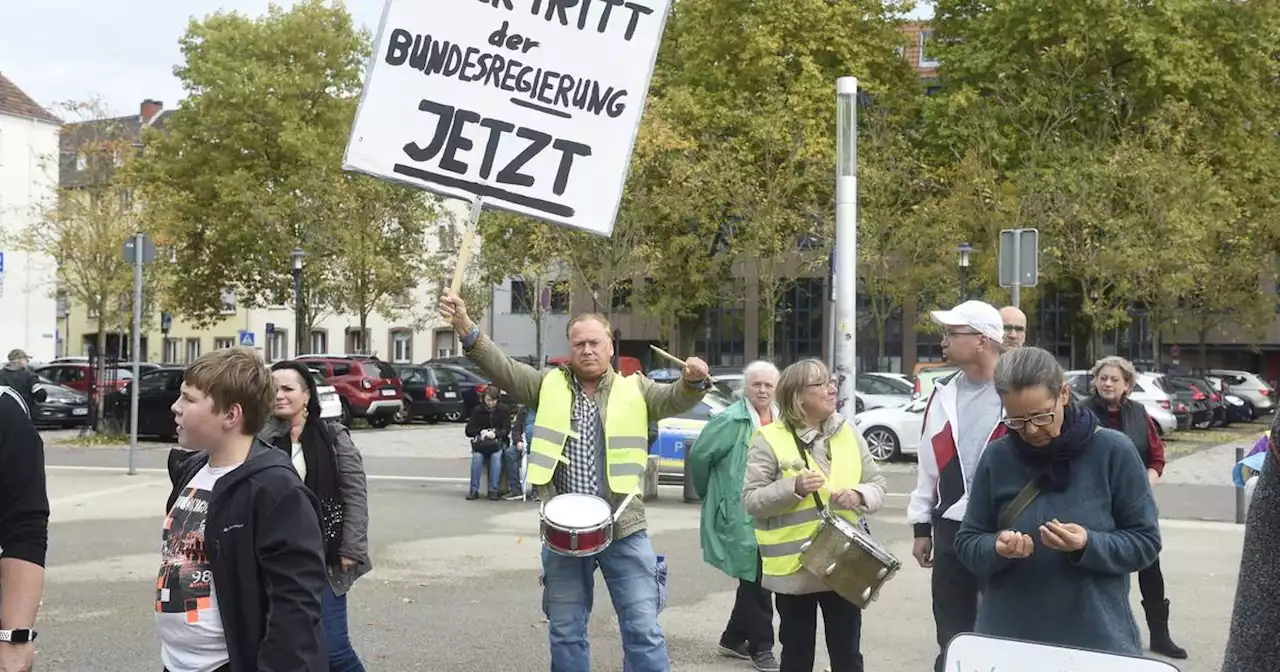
741, 413, 887, 595
466, 332, 705, 538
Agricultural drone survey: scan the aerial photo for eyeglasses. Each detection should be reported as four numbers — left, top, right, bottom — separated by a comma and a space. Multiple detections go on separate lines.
1003, 325, 1026, 333
807, 377, 839, 389
1002, 398, 1060, 431
944, 329, 984, 339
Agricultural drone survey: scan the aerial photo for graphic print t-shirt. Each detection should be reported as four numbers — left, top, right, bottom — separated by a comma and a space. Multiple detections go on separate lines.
155, 462, 241, 672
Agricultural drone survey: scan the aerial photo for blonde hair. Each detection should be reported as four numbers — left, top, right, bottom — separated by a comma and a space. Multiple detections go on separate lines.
182, 347, 275, 435
776, 358, 830, 430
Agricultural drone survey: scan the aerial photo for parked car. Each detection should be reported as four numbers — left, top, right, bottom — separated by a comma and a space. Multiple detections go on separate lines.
1205, 375, 1255, 423
119, 361, 163, 375
1159, 377, 1213, 429
426, 363, 507, 417
32, 376, 89, 428
423, 355, 479, 372
391, 364, 466, 424
1171, 376, 1229, 427
297, 355, 403, 428
1065, 370, 1179, 436
1209, 369, 1274, 418
913, 365, 960, 400
106, 366, 186, 439
853, 396, 927, 461
304, 368, 343, 421
648, 390, 734, 484
854, 373, 912, 411
35, 362, 133, 397
864, 371, 914, 389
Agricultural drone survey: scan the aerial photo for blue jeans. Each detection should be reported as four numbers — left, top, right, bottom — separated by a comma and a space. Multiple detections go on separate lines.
540, 530, 670, 672
470, 450, 501, 494
503, 444, 523, 492
323, 582, 366, 672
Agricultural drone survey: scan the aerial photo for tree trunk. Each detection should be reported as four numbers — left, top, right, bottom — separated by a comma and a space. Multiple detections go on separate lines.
94, 311, 109, 433
1152, 329, 1163, 370
534, 309, 544, 365
1199, 328, 1210, 372
360, 310, 370, 355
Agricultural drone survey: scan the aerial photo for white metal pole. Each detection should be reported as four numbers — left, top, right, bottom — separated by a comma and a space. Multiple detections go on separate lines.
128, 233, 143, 475
835, 77, 858, 411
1011, 229, 1022, 308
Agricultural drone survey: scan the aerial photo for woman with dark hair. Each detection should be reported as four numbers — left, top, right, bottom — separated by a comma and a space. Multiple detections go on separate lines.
954, 347, 1160, 654
465, 386, 512, 500
261, 361, 371, 672
1083, 356, 1185, 658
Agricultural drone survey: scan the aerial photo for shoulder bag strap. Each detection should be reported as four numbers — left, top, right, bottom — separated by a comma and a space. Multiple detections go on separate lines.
791, 428, 827, 513
999, 479, 1040, 530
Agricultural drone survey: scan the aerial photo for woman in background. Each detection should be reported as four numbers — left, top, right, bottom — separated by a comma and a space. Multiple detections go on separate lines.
1083, 356, 1185, 658
465, 387, 510, 500
262, 361, 371, 672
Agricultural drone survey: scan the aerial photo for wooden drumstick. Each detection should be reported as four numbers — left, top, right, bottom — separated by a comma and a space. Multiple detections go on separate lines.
648, 344, 717, 383
615, 490, 638, 519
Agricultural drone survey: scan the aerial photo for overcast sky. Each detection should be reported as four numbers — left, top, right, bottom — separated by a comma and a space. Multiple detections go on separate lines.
1, 0, 933, 118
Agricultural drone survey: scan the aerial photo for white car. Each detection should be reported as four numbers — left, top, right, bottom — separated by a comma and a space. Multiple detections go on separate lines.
853, 397, 928, 461
308, 369, 342, 420
1065, 370, 1177, 436
854, 374, 913, 413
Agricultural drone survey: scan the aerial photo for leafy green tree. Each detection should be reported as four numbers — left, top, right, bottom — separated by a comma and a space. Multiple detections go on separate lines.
130, 0, 370, 325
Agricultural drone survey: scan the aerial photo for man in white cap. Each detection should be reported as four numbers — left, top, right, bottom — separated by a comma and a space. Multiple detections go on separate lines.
906, 300, 1007, 672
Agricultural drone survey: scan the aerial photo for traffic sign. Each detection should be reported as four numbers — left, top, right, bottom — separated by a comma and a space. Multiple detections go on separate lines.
999, 229, 1039, 288
265, 322, 276, 335
238, 330, 255, 347
160, 312, 173, 333
0, 251, 6, 275
123, 234, 157, 265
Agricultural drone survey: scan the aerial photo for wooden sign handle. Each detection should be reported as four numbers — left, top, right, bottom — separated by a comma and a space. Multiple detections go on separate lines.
450, 196, 483, 296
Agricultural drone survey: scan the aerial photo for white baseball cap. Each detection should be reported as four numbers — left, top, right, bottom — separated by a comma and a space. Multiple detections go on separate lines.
931, 300, 1004, 342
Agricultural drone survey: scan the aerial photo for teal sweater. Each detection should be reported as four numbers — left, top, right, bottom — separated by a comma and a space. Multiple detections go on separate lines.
955, 428, 1161, 655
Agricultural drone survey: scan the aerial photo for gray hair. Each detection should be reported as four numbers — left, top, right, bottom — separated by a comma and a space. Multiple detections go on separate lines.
743, 360, 779, 383
776, 359, 829, 430
1090, 356, 1137, 386
994, 346, 1064, 397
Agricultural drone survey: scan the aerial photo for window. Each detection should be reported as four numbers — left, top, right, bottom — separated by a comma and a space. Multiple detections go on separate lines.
218, 289, 237, 315
163, 338, 181, 364
919, 30, 939, 67
331, 361, 354, 377
76, 153, 87, 172
345, 328, 370, 354
185, 338, 202, 364
214, 337, 234, 350
549, 282, 571, 314
310, 329, 328, 355
138, 371, 169, 392
390, 330, 413, 363
510, 280, 534, 314
611, 282, 633, 312
268, 331, 288, 361
433, 368, 458, 386
400, 367, 424, 384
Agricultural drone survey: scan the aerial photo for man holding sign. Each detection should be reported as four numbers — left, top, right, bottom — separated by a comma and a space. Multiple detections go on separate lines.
439, 290, 709, 672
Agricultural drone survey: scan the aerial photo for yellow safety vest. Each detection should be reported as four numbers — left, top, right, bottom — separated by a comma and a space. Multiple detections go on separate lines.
753, 421, 862, 578
525, 370, 650, 495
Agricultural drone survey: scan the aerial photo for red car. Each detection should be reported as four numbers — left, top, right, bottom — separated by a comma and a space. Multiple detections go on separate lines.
296, 355, 404, 428
35, 363, 132, 396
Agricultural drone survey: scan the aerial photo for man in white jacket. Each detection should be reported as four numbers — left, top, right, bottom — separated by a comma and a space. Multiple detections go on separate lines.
907, 300, 1006, 672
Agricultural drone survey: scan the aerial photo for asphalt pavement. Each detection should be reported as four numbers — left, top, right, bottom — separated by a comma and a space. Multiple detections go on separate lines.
32, 423, 1248, 671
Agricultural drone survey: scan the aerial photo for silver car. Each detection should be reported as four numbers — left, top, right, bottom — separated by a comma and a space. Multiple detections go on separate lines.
1209, 369, 1275, 418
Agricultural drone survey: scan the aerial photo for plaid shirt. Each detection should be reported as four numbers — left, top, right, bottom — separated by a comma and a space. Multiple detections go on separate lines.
552, 377, 601, 496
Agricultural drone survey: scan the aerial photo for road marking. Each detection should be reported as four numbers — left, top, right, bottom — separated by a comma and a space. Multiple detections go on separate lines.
50, 479, 166, 506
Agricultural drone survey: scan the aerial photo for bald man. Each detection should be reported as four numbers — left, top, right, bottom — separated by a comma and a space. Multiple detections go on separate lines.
1000, 306, 1027, 347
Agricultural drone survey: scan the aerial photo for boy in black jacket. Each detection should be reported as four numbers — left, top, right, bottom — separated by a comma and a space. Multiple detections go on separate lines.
157, 348, 326, 672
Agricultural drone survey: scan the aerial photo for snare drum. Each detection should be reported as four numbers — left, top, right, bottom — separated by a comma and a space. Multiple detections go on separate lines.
799, 512, 901, 609
540, 493, 615, 557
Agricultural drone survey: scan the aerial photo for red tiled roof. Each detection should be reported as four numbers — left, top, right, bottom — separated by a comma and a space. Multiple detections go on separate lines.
0, 72, 61, 124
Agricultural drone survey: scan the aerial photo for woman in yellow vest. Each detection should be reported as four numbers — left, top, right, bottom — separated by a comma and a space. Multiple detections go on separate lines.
742, 359, 887, 672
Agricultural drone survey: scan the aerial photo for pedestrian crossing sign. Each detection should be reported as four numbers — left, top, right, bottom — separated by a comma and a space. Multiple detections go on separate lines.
238, 330, 255, 347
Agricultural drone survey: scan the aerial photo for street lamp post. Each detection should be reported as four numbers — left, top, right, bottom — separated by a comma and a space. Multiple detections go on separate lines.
291, 247, 305, 358
957, 242, 973, 301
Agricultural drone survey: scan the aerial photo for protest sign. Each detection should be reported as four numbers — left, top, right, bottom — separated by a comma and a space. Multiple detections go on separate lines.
944, 633, 1181, 671
345, 0, 673, 237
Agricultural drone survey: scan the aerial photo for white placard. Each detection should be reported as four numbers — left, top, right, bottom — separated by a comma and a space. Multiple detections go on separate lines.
344, 0, 673, 236
945, 634, 1181, 671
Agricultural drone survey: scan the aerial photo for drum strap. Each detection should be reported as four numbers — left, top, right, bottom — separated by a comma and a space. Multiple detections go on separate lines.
999, 479, 1041, 530
793, 430, 828, 513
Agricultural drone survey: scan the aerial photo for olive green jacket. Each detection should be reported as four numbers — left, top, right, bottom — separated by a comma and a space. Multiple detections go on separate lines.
466, 332, 705, 538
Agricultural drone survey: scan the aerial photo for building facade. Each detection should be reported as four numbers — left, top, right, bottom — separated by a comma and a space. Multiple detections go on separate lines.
0, 73, 61, 361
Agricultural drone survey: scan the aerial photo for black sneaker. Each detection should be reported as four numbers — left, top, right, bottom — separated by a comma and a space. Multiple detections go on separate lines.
465, 491, 479, 500
751, 651, 780, 672
487, 491, 501, 501
717, 642, 749, 660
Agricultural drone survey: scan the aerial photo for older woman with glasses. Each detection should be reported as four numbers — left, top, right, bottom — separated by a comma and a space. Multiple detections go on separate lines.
1083, 356, 1185, 659
742, 359, 886, 672
954, 347, 1160, 655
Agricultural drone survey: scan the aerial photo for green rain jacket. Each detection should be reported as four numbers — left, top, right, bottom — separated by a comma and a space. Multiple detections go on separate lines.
687, 398, 763, 582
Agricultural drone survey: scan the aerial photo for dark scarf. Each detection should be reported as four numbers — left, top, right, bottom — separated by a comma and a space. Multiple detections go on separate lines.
1008, 402, 1098, 492
270, 362, 344, 565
